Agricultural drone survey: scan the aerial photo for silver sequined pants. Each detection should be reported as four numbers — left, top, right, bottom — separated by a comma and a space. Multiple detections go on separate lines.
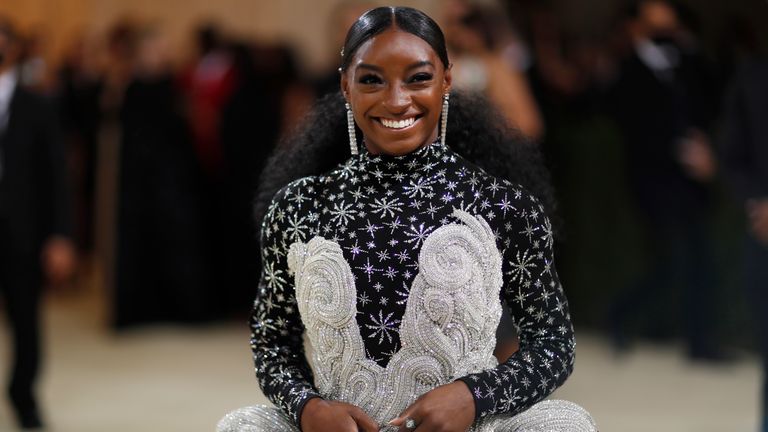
217, 400, 597, 431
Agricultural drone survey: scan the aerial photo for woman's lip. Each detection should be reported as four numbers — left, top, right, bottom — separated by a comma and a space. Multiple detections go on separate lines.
375, 115, 422, 130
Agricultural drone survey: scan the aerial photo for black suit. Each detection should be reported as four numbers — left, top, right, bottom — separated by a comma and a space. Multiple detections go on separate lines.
0, 82, 70, 417
721, 58, 768, 432
608, 43, 719, 355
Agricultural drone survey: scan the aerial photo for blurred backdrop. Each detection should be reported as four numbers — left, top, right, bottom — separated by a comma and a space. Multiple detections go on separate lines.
0, 0, 767, 430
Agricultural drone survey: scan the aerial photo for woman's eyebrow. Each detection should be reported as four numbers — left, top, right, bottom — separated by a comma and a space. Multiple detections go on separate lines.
357, 63, 383, 72
406, 60, 434, 70
356, 60, 434, 72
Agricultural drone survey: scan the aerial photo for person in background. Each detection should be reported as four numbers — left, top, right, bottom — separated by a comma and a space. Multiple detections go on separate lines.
115, 26, 209, 327
58, 34, 104, 253
721, 56, 768, 432
0, 16, 76, 429
443, 0, 543, 141
100, 19, 138, 118
219, 40, 312, 316
180, 22, 236, 180
607, 0, 723, 361
17, 30, 53, 93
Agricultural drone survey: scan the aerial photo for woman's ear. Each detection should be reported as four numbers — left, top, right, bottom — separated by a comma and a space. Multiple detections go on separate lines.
443, 63, 453, 94
340, 71, 350, 102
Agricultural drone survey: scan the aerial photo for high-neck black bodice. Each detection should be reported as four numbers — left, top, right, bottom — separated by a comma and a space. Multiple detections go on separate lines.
251, 141, 574, 425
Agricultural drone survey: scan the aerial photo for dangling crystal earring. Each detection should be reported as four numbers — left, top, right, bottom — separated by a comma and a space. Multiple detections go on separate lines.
440, 93, 449, 146
346, 102, 358, 156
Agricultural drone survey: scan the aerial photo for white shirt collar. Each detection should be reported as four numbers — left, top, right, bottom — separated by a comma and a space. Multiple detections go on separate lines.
635, 38, 681, 83
0, 68, 13, 183
0, 68, 18, 111
0, 68, 17, 131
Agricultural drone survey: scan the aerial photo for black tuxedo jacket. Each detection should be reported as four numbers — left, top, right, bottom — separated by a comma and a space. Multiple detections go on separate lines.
0, 85, 71, 255
722, 58, 768, 203
610, 48, 714, 215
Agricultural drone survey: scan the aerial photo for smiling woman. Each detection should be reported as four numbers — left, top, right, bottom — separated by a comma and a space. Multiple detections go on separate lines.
218, 6, 596, 432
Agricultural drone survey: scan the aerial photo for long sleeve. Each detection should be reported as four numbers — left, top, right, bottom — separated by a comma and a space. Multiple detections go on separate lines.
41, 96, 72, 238
250, 179, 321, 426
720, 62, 768, 203
458, 187, 575, 419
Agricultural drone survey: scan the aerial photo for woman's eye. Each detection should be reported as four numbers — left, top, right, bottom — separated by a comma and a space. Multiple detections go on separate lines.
359, 74, 382, 85
409, 73, 433, 83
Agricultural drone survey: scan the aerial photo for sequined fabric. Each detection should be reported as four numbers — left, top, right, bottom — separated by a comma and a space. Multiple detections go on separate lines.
250, 141, 576, 426
217, 406, 298, 432
217, 400, 598, 432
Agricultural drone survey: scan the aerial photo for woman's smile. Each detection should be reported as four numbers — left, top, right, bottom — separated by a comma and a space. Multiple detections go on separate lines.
377, 115, 420, 130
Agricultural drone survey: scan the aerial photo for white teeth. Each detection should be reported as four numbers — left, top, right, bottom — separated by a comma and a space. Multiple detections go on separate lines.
380, 117, 415, 129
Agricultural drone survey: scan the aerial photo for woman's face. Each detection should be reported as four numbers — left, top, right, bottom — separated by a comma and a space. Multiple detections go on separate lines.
341, 28, 451, 156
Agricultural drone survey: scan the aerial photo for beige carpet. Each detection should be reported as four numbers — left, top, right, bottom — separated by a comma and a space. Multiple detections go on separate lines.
0, 287, 760, 432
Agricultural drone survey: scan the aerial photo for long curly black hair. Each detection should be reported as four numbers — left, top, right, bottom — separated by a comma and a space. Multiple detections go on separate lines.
254, 6, 557, 231
254, 91, 556, 228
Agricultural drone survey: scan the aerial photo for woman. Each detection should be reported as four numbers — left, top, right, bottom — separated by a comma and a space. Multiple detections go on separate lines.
219, 7, 595, 432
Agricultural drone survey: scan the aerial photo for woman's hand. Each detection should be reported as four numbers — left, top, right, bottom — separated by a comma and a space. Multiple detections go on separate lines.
300, 397, 379, 432
389, 381, 475, 432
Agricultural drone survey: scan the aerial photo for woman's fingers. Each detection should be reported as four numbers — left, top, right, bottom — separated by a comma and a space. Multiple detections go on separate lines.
388, 407, 408, 426
390, 382, 475, 432
339, 414, 361, 432
400, 415, 428, 432
301, 399, 375, 432
390, 403, 422, 432
349, 406, 379, 432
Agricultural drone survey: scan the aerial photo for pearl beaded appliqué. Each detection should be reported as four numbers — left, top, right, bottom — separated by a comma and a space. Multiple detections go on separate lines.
288, 210, 502, 426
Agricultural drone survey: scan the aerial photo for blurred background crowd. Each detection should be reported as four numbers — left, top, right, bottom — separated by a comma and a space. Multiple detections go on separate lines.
1, 0, 768, 430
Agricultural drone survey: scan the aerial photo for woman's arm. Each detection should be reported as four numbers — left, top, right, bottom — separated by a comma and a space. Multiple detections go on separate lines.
485, 55, 544, 141
250, 179, 322, 425
251, 178, 380, 431
389, 184, 574, 431
457, 186, 575, 420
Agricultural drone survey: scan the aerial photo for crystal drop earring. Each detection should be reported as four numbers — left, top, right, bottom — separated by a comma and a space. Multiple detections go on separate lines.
440, 93, 449, 146
346, 102, 358, 156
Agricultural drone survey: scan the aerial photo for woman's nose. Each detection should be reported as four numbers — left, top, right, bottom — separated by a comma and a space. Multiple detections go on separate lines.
383, 85, 410, 112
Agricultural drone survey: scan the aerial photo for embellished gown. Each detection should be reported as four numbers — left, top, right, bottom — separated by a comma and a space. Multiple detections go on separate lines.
219, 141, 596, 431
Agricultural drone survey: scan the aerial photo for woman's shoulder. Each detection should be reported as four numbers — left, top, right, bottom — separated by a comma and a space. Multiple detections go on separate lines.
456, 155, 539, 203
261, 157, 358, 221
264, 176, 322, 217
464, 169, 552, 253
460, 162, 547, 222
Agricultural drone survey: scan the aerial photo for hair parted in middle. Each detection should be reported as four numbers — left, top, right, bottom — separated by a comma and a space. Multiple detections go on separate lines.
340, 6, 450, 72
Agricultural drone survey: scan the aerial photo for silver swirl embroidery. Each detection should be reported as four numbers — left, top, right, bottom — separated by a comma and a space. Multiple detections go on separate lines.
216, 400, 598, 432
288, 240, 363, 395
287, 209, 503, 428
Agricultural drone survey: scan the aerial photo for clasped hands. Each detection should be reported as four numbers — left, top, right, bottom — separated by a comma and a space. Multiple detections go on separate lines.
300, 381, 475, 432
